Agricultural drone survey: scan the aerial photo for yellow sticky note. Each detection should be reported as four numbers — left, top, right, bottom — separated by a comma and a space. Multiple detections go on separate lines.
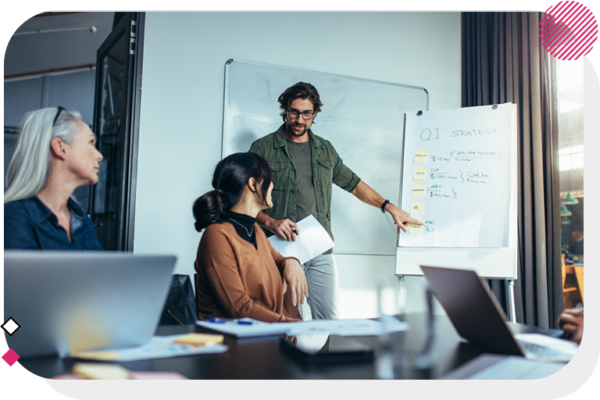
411, 202, 425, 215
72, 363, 130, 380
413, 168, 427, 180
411, 184, 425, 197
70, 349, 119, 361
414, 150, 428, 163
173, 333, 224, 345
409, 224, 423, 234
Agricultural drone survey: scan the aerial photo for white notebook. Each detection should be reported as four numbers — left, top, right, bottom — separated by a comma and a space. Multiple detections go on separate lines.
267, 215, 334, 264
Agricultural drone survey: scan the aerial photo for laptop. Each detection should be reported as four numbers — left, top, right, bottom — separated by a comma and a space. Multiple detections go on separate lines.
4, 251, 177, 358
420, 265, 578, 362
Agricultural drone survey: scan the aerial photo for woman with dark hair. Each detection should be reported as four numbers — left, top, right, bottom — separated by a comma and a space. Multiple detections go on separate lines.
193, 152, 307, 322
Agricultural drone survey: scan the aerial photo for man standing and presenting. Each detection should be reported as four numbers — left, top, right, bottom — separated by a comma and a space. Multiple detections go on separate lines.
249, 82, 422, 320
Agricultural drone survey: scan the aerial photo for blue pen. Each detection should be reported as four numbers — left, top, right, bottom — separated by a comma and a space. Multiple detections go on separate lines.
208, 317, 226, 323
237, 320, 253, 325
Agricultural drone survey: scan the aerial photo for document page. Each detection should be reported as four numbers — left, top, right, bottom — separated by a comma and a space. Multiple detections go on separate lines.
196, 318, 292, 338
281, 318, 409, 336
268, 215, 334, 264
196, 318, 408, 338
71, 335, 228, 361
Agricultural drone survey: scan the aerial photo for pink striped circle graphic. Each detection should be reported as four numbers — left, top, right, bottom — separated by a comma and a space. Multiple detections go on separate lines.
540, 1, 598, 60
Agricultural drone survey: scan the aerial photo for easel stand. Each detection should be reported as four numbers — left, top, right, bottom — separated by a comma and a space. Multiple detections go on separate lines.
396, 275, 517, 323
505, 279, 516, 323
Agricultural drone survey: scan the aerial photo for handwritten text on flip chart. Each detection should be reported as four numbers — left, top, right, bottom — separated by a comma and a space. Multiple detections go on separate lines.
400, 105, 514, 248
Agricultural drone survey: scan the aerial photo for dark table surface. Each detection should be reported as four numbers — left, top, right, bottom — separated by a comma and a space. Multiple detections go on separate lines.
18, 313, 561, 380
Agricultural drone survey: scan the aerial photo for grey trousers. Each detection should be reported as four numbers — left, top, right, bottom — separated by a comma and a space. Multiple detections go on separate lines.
300, 253, 340, 320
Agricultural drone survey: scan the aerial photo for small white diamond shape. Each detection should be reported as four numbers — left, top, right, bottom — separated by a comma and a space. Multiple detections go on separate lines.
2, 317, 21, 336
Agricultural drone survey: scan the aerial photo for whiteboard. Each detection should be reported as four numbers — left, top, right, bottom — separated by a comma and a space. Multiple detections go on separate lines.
223, 59, 428, 255
395, 104, 518, 279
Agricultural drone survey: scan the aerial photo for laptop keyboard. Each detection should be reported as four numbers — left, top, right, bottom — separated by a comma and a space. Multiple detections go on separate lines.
518, 340, 573, 361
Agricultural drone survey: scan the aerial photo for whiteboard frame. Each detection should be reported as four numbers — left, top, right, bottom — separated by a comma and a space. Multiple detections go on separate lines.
395, 104, 518, 280
222, 58, 429, 256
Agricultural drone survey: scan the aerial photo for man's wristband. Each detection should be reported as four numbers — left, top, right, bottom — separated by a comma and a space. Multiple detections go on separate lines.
381, 200, 390, 213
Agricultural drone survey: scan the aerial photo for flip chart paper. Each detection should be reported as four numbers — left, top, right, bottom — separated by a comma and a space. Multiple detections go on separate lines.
400, 104, 513, 247
71, 335, 228, 361
268, 215, 334, 264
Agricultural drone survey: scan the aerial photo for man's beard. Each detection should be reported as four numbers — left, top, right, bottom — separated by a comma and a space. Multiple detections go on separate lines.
288, 122, 308, 137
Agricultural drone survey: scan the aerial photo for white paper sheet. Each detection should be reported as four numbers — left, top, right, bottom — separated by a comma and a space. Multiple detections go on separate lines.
196, 317, 408, 338
268, 215, 334, 264
196, 318, 292, 338
283, 318, 408, 336
71, 335, 228, 361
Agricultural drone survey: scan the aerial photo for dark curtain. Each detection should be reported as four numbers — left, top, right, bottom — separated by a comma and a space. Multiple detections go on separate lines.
462, 12, 562, 328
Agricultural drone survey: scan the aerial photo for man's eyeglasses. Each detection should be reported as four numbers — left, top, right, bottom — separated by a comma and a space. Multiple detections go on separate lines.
53, 106, 66, 126
287, 108, 315, 120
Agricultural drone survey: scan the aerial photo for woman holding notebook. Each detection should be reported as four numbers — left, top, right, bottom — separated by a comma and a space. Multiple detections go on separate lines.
192, 152, 307, 323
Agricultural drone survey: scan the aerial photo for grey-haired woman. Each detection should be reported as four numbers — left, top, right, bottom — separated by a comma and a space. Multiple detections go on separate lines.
4, 107, 103, 250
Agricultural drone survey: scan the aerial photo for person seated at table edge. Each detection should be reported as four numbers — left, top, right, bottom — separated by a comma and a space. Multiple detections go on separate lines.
193, 152, 307, 323
558, 307, 583, 345
4, 107, 103, 250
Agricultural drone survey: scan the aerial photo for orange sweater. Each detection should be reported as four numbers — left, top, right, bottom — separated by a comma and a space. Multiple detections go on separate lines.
195, 222, 299, 323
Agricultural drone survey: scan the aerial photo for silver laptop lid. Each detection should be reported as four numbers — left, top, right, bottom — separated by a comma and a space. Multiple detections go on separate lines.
420, 265, 524, 357
4, 251, 176, 358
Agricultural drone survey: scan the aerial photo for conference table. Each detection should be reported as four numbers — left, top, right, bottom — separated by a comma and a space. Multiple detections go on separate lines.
18, 313, 561, 380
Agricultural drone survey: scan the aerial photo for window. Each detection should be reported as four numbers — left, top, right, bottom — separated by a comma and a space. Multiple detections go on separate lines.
559, 145, 584, 171
556, 58, 584, 309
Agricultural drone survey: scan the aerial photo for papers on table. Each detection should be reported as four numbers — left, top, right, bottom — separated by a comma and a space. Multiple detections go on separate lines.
197, 318, 291, 338
268, 215, 334, 264
63, 364, 189, 380
70, 335, 228, 361
284, 318, 408, 336
443, 354, 566, 379
196, 317, 409, 338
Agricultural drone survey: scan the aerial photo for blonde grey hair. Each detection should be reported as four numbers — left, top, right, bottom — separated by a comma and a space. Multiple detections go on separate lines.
4, 107, 84, 204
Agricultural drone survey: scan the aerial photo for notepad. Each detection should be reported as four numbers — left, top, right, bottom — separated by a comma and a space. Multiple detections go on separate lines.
173, 333, 224, 345
409, 224, 423, 234
72, 363, 131, 380
414, 150, 428, 163
413, 168, 427, 180
71, 335, 228, 361
129, 371, 188, 380
411, 184, 426, 197
70, 363, 190, 380
410, 202, 425, 215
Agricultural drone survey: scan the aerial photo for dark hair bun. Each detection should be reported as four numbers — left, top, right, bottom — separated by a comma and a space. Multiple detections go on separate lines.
192, 152, 273, 232
192, 190, 225, 232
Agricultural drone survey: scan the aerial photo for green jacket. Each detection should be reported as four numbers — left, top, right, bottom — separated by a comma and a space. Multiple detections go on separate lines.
249, 124, 361, 248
